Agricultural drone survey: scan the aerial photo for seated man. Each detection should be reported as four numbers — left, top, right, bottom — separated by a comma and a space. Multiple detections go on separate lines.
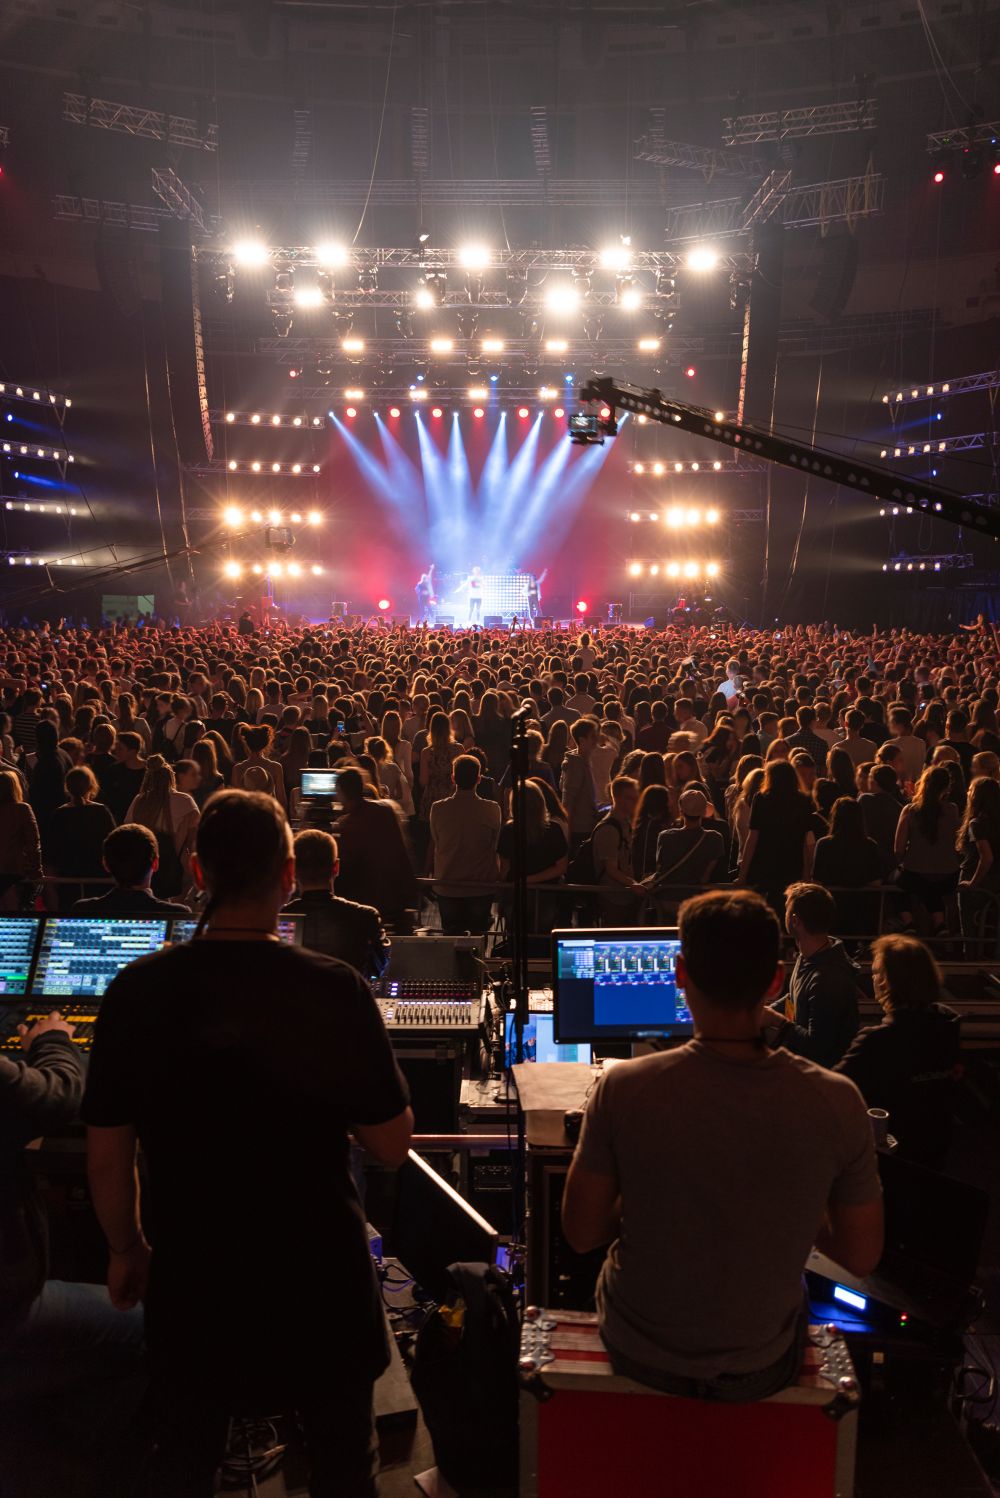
284, 828, 390, 979
71, 823, 192, 917
562, 889, 883, 1401
765, 882, 862, 1069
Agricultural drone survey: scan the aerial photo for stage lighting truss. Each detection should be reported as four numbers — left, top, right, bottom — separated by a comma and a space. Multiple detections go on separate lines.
211, 410, 325, 428
2, 499, 80, 516
0, 383, 73, 420
630, 459, 766, 476
1, 442, 75, 466
4, 553, 86, 568
880, 553, 972, 573
880, 433, 996, 458
626, 559, 722, 580
218, 508, 323, 529
926, 121, 1000, 157
221, 559, 325, 581
627, 507, 722, 527
63, 93, 218, 150
880, 370, 1000, 406
723, 99, 877, 145
191, 460, 322, 476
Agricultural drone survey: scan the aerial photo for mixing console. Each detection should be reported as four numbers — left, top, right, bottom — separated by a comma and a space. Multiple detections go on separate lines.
0, 1003, 100, 1053
374, 980, 481, 1033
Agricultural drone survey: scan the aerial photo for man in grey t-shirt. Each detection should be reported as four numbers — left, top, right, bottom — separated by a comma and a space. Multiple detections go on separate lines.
562, 889, 883, 1400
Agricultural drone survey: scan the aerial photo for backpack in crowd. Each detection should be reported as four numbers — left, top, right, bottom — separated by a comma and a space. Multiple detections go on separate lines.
566, 814, 622, 887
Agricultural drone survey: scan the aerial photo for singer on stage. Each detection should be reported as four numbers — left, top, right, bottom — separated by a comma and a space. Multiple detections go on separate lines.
415, 565, 436, 625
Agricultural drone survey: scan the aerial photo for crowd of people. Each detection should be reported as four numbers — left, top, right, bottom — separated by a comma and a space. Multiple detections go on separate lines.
0, 613, 984, 1495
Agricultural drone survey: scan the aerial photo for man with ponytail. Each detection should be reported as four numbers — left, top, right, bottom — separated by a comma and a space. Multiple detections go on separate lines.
82, 790, 412, 1497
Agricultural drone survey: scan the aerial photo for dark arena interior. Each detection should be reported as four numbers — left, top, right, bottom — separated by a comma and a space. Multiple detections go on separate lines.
4, 2, 1000, 1496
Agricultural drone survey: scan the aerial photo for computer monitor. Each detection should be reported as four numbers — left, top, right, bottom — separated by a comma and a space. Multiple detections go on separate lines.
553, 928, 692, 1044
0, 916, 42, 997
169, 916, 303, 946
391, 1150, 501, 1302
31, 916, 170, 999
299, 769, 342, 802
504, 1011, 592, 1067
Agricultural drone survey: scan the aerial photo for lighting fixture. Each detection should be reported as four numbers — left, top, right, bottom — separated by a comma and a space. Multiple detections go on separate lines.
600, 244, 633, 271
458, 243, 491, 270
311, 564, 323, 576
538, 387, 556, 400
223, 560, 242, 580
468, 386, 489, 399
545, 338, 569, 353
410, 388, 428, 400
544, 283, 580, 315
617, 278, 642, 312
293, 287, 324, 310
344, 388, 365, 400
315, 242, 349, 267
687, 246, 720, 272
307, 510, 322, 525
429, 337, 453, 354
389, 406, 401, 418
517, 406, 530, 419
638, 337, 661, 352
341, 337, 365, 353
223, 505, 244, 528
232, 240, 269, 267
268, 508, 282, 524
628, 561, 642, 577
481, 337, 505, 354
414, 286, 435, 310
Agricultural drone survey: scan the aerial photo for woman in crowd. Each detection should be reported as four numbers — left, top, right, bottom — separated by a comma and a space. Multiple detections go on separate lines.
813, 795, 888, 937
542, 719, 570, 781
724, 753, 762, 822
472, 690, 510, 782
894, 764, 961, 935
419, 711, 463, 823
0, 770, 42, 910
45, 765, 116, 909
957, 775, 1000, 940
366, 736, 415, 816
827, 746, 858, 801
191, 737, 225, 807
28, 719, 70, 856
730, 765, 765, 877
699, 722, 738, 815
231, 726, 288, 810
738, 757, 816, 901
632, 784, 674, 881
450, 708, 477, 752
125, 754, 201, 899
279, 725, 314, 796
381, 710, 413, 786
497, 781, 569, 886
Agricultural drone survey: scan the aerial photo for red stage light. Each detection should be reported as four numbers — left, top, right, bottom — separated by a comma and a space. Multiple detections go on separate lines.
994, 164, 1000, 176
378, 598, 391, 611
288, 368, 299, 378
685, 366, 697, 378
431, 406, 443, 418
575, 599, 588, 614
473, 407, 485, 418
554, 407, 565, 418
517, 406, 530, 419
933, 169, 945, 184
346, 406, 357, 418
389, 406, 401, 418
600, 407, 611, 420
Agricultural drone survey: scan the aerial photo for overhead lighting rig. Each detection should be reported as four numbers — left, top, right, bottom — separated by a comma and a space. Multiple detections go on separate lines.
1, 441, 75, 465
213, 410, 325, 428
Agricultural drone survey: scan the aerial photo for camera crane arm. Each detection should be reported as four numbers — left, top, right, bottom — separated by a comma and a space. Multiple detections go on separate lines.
577, 376, 1000, 543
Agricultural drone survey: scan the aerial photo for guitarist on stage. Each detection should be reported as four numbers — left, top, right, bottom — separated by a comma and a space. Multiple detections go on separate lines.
415, 565, 436, 625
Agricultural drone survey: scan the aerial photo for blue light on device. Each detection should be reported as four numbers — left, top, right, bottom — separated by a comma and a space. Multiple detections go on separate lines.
833, 1284, 868, 1313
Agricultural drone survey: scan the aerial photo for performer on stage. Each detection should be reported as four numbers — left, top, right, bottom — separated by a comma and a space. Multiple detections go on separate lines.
466, 565, 483, 624
415, 564, 436, 625
526, 567, 548, 624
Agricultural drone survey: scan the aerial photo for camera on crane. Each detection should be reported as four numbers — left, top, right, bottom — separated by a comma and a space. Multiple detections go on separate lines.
568, 411, 618, 446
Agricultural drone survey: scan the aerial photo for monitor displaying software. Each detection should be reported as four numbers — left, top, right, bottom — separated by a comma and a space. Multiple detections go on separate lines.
553, 929, 692, 1044
504, 1010, 592, 1067
300, 769, 341, 801
170, 916, 303, 946
0, 916, 42, 997
31, 917, 170, 999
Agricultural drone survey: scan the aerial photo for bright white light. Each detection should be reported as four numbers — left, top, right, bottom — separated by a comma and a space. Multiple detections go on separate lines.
666, 507, 683, 528
628, 562, 642, 577
294, 287, 323, 309
223, 560, 242, 579
250, 413, 261, 424
311, 564, 323, 576
458, 243, 491, 270
712, 461, 722, 471
429, 337, 453, 354
544, 283, 580, 315
600, 245, 632, 271
270, 562, 284, 579
683, 561, 699, 578
232, 239, 269, 267
629, 510, 641, 521
652, 462, 665, 476
225, 411, 235, 423
287, 562, 302, 578
414, 287, 435, 310
545, 338, 569, 353
468, 386, 489, 399
341, 337, 365, 353
638, 337, 660, 352
270, 414, 282, 426
307, 510, 322, 526
250, 509, 263, 524
669, 561, 681, 579
251, 563, 263, 575
344, 388, 365, 400
315, 242, 349, 268
686, 507, 701, 526
250, 461, 261, 472
688, 245, 720, 272
649, 565, 660, 577
538, 387, 556, 400
223, 505, 244, 528
619, 285, 642, 312
706, 562, 720, 578
706, 508, 720, 525
268, 508, 282, 524
481, 337, 505, 353
410, 388, 428, 400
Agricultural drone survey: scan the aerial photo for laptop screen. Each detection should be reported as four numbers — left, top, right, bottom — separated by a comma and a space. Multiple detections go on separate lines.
553, 928, 692, 1044
300, 769, 341, 801
505, 1011, 592, 1066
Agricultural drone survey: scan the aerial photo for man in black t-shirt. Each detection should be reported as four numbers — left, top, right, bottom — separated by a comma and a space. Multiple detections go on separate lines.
83, 791, 412, 1498
72, 823, 191, 917
283, 827, 390, 978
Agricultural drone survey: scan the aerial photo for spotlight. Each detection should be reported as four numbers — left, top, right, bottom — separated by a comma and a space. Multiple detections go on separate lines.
410, 388, 428, 401
223, 505, 244, 528
616, 277, 642, 311
544, 283, 580, 315
666, 562, 680, 578
481, 337, 505, 354
251, 461, 262, 472
706, 562, 720, 578
271, 310, 294, 337
638, 337, 661, 352
505, 269, 529, 307
389, 406, 401, 418
250, 413, 261, 424
344, 388, 365, 400
417, 227, 430, 245
554, 406, 564, 418
346, 407, 357, 418
933, 169, 945, 184
274, 265, 294, 293
213, 268, 235, 304
685, 366, 697, 378
315, 242, 349, 267
223, 560, 242, 579
712, 461, 722, 471
431, 406, 443, 418
687, 246, 719, 272
706, 508, 720, 525
358, 266, 378, 293
311, 564, 323, 576
628, 562, 642, 577
538, 386, 556, 400
575, 599, 588, 614
270, 562, 284, 579
271, 414, 282, 425
468, 386, 489, 399
294, 287, 324, 309
650, 565, 660, 577
473, 407, 485, 418
666, 507, 683, 528
545, 338, 569, 353
652, 462, 665, 476
686, 507, 700, 525
458, 243, 491, 270
287, 562, 302, 578
232, 240, 269, 267
517, 407, 530, 419
307, 510, 322, 525
629, 511, 641, 521
378, 597, 391, 611
251, 563, 263, 575
290, 511, 302, 524
600, 244, 632, 271
342, 337, 365, 353
429, 337, 453, 354
268, 507, 282, 524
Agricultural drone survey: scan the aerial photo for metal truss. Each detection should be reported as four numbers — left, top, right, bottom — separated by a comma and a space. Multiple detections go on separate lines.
579, 377, 1000, 542
927, 121, 1000, 155
62, 93, 218, 150
240, 178, 705, 208
629, 459, 766, 476
723, 100, 877, 145
198, 245, 753, 273
531, 107, 552, 178
151, 168, 207, 233
882, 369, 1000, 405
1, 439, 75, 469
291, 109, 312, 181
880, 432, 999, 458
634, 135, 769, 177
738, 170, 793, 231
881, 553, 974, 572
410, 107, 429, 177
0, 381, 72, 420
52, 194, 165, 230
663, 172, 885, 242
185, 460, 321, 477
